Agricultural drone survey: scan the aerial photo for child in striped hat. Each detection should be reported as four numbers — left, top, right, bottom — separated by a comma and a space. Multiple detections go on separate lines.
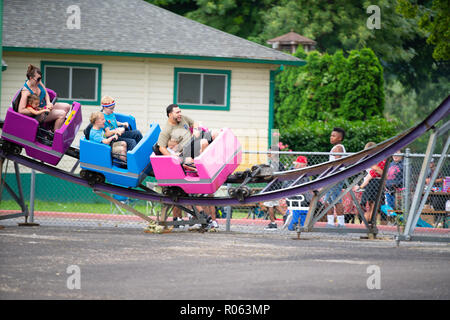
101, 95, 143, 151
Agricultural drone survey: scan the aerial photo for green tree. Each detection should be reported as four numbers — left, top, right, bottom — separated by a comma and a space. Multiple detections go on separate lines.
396, 0, 450, 61
258, 0, 447, 94
274, 47, 389, 152
259, 0, 420, 62
147, 0, 280, 40
384, 77, 449, 152
339, 48, 385, 120
275, 47, 384, 127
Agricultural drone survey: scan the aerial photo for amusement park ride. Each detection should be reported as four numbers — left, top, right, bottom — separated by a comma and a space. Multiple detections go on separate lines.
0, 90, 449, 239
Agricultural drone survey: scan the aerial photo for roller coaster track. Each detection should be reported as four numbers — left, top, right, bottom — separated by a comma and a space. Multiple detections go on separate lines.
1, 96, 449, 207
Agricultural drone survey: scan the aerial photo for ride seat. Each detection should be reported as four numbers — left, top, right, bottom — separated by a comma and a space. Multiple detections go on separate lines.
150, 128, 241, 194
82, 123, 127, 169
11, 88, 58, 146
152, 142, 198, 176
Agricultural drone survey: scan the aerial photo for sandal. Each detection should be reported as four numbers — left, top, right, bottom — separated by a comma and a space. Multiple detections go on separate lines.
180, 158, 197, 173
182, 163, 197, 172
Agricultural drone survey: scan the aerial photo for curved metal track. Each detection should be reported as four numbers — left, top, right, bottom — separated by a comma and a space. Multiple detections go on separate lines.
1, 96, 448, 206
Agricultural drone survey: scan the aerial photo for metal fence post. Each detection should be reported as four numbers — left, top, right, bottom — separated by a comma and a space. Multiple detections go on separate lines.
225, 183, 231, 232
18, 168, 39, 227
14, 163, 28, 220
29, 169, 36, 223
403, 133, 437, 237
403, 148, 411, 220
370, 157, 392, 235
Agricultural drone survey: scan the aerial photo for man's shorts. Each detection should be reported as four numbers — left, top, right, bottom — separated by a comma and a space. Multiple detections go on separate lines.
323, 180, 345, 204
181, 131, 213, 159
201, 130, 213, 144
181, 137, 201, 159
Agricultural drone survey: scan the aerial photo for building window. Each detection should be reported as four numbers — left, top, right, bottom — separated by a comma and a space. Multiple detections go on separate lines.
174, 68, 231, 110
41, 61, 102, 105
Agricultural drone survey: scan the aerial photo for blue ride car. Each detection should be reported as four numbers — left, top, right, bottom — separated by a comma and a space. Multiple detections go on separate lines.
79, 113, 160, 187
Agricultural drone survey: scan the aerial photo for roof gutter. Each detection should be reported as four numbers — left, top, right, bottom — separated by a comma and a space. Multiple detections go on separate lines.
3, 46, 306, 66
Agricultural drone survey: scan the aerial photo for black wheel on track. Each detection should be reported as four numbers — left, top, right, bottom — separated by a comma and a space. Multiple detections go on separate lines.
80, 170, 105, 186
1, 141, 21, 155
11, 145, 22, 155
93, 172, 105, 184
228, 187, 236, 197
162, 186, 171, 197
162, 186, 186, 202
235, 186, 250, 202
238, 186, 250, 198
80, 169, 89, 179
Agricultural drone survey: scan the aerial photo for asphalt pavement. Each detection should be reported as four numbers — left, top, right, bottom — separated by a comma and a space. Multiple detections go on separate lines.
1, 224, 449, 300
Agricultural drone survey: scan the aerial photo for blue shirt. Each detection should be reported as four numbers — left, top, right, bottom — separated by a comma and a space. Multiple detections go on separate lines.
24, 81, 47, 108
90, 128, 106, 144
103, 113, 118, 131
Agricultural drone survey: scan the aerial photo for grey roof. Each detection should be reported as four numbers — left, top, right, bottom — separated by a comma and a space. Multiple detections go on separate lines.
3, 0, 304, 65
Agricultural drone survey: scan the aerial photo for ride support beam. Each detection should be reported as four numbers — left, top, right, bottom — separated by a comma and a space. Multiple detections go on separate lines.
368, 156, 392, 236
301, 173, 365, 232
402, 122, 450, 240
94, 191, 156, 224
0, 160, 33, 225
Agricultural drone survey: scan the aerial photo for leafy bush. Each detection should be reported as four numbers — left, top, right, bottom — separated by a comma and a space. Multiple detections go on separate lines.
274, 47, 390, 152
275, 47, 385, 127
280, 117, 401, 153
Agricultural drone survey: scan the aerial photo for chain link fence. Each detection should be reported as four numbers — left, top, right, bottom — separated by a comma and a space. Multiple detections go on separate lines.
1, 149, 449, 238
221, 150, 449, 237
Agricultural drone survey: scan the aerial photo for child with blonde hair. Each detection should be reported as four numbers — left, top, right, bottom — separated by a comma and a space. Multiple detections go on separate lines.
89, 111, 127, 165
101, 95, 143, 151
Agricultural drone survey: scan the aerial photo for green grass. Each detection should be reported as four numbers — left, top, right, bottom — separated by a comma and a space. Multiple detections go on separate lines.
0, 200, 255, 219
0, 200, 150, 214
